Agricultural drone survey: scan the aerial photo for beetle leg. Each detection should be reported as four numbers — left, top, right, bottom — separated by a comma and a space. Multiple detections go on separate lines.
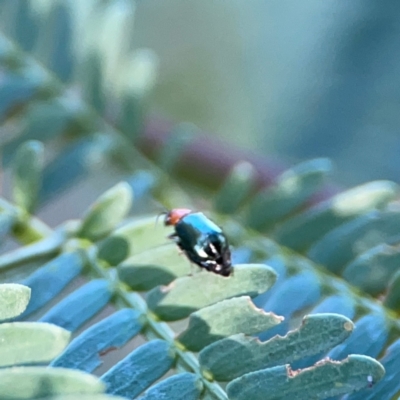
167, 232, 179, 241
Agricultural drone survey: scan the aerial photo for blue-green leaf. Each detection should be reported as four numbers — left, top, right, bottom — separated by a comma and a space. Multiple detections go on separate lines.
246, 158, 332, 230
259, 270, 321, 341
101, 339, 175, 398
226, 355, 385, 400
343, 243, 400, 295
0, 74, 38, 119
3, 101, 75, 165
12, 140, 44, 214
0, 229, 64, 272
308, 210, 400, 274
178, 296, 282, 352
138, 373, 202, 400
311, 294, 356, 319
17, 251, 84, 319
35, 1, 73, 82
328, 313, 389, 360
274, 181, 398, 252
39, 280, 112, 331
99, 215, 171, 262
0, 367, 104, 399
199, 313, 354, 381
346, 339, 400, 400
40, 137, 97, 204
147, 264, 277, 321
0, 212, 15, 244
383, 270, 400, 311
0, 322, 70, 367
51, 309, 143, 372
214, 161, 257, 215
0, 283, 31, 320
118, 244, 190, 291
78, 182, 133, 241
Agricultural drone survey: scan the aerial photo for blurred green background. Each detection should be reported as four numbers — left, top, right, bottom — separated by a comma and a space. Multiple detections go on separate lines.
3, 0, 400, 186
132, 1, 400, 186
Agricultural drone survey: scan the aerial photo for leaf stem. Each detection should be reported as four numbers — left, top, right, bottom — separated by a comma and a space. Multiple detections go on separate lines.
0, 198, 52, 244
87, 250, 228, 400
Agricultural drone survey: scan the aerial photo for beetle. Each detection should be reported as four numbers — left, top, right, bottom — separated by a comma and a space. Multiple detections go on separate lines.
164, 208, 233, 276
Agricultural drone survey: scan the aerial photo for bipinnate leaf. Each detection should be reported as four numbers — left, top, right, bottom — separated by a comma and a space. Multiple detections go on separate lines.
138, 373, 203, 400
51, 309, 143, 372
0, 283, 31, 320
274, 181, 398, 251
17, 251, 84, 319
147, 264, 277, 321
99, 215, 172, 263
0, 322, 70, 367
101, 339, 175, 398
118, 244, 190, 291
0, 367, 104, 399
226, 355, 385, 400
12, 140, 44, 213
78, 182, 133, 241
343, 244, 400, 295
199, 313, 354, 381
39, 279, 113, 331
178, 296, 283, 352
246, 158, 332, 230
214, 161, 257, 214
308, 210, 400, 274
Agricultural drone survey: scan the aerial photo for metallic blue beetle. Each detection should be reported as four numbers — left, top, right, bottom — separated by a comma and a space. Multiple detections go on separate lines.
164, 209, 232, 276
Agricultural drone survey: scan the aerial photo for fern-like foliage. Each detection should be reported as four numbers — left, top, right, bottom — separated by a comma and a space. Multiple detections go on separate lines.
1, 2, 400, 400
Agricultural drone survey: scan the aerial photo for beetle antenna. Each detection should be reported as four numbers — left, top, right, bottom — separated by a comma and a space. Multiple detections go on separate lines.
155, 204, 169, 227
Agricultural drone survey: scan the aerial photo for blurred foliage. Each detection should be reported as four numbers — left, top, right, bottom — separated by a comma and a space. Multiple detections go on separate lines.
1, 1, 400, 400
133, 1, 400, 186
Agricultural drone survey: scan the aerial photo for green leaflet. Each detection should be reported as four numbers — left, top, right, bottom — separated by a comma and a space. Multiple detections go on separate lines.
213, 161, 257, 215
38, 279, 113, 332
0, 322, 70, 367
98, 215, 172, 264
4, 101, 76, 159
51, 309, 144, 372
274, 181, 399, 252
147, 264, 277, 321
0, 367, 104, 399
226, 355, 385, 400
12, 140, 44, 214
118, 244, 190, 291
177, 296, 282, 352
101, 339, 175, 399
200, 313, 354, 381
138, 373, 203, 400
246, 158, 332, 230
0, 231, 65, 272
308, 210, 400, 274
78, 182, 133, 241
0, 283, 31, 320
343, 243, 400, 295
